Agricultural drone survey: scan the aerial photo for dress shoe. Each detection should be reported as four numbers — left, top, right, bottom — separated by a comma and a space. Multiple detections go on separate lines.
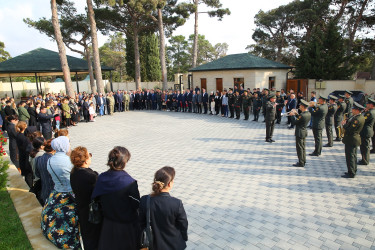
341, 173, 355, 178
270, 139, 275, 142
263, 120, 266, 123
265, 139, 272, 143
357, 160, 367, 165
252, 119, 256, 121
276, 121, 280, 124
323, 144, 333, 147
334, 138, 342, 142
292, 162, 304, 167
309, 153, 320, 156
288, 126, 294, 129
370, 149, 375, 154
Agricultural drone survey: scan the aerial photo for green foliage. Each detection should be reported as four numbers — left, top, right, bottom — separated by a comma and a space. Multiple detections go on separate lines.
0, 158, 9, 189
167, 35, 190, 78
0, 42, 11, 62
200, 0, 231, 21
20, 90, 27, 97
99, 32, 126, 82
295, 21, 353, 80
0, 157, 31, 249
140, 33, 161, 81
125, 35, 135, 80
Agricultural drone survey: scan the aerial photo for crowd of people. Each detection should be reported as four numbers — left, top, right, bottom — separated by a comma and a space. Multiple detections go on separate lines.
1, 85, 374, 249
0, 93, 189, 249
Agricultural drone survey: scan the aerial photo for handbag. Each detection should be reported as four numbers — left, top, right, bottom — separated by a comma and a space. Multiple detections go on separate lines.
88, 198, 102, 224
140, 195, 153, 249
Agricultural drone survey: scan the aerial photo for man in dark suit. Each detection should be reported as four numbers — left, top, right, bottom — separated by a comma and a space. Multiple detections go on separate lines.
38, 106, 56, 139
286, 94, 297, 128
342, 102, 365, 178
234, 91, 242, 119
359, 98, 375, 165
275, 91, 284, 124
202, 88, 208, 114
308, 96, 328, 156
265, 94, 277, 143
291, 100, 311, 167
252, 93, 262, 121
227, 88, 235, 118
186, 89, 192, 112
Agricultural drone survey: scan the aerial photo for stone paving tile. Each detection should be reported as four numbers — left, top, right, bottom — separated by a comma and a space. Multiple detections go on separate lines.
68, 111, 375, 249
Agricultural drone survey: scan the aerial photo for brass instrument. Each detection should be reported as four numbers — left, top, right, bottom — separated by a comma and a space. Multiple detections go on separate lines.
337, 113, 348, 139
282, 109, 298, 116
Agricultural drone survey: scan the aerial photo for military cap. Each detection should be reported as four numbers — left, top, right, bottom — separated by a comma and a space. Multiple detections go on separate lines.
269, 94, 276, 99
338, 94, 346, 99
352, 102, 365, 111
264, 88, 269, 92
319, 95, 328, 101
300, 99, 309, 107
367, 98, 375, 105
276, 90, 281, 93
329, 95, 338, 100
229, 88, 233, 91
345, 90, 353, 95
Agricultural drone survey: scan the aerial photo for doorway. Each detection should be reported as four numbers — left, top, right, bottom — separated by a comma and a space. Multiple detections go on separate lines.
201, 78, 207, 91
216, 78, 223, 92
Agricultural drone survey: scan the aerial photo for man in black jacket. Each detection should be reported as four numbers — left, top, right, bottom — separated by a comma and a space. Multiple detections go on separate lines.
38, 106, 56, 139
202, 88, 208, 114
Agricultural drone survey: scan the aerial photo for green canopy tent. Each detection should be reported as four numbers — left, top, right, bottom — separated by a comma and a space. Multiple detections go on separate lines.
0, 48, 114, 97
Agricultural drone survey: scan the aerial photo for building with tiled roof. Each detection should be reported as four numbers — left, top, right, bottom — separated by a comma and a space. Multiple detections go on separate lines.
189, 53, 292, 92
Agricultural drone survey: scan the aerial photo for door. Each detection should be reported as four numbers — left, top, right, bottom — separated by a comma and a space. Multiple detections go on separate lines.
216, 78, 223, 92
287, 79, 308, 95
201, 78, 207, 91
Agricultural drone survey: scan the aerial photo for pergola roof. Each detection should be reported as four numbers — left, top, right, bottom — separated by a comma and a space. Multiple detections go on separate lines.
0, 48, 113, 77
189, 53, 292, 72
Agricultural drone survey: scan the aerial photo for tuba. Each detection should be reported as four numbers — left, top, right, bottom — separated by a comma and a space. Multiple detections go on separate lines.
337, 113, 348, 138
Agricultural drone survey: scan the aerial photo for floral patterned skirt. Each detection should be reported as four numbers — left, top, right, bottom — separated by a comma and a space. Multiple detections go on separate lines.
41, 190, 81, 249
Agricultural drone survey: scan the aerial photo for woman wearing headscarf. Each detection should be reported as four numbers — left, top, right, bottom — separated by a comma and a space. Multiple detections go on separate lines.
40, 136, 81, 249
92, 146, 140, 250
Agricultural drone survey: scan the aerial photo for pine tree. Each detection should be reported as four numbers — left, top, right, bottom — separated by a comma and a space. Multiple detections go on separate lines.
295, 21, 353, 80
146, 33, 161, 82
125, 35, 135, 81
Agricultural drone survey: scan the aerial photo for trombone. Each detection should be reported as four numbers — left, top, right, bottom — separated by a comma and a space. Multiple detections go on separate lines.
282, 109, 298, 116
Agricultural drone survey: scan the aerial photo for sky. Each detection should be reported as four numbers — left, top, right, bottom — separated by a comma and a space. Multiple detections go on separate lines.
0, 0, 293, 58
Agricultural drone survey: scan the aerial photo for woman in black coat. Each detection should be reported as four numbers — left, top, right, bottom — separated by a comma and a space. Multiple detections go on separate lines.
70, 146, 101, 250
15, 121, 33, 187
28, 102, 38, 127
139, 166, 188, 250
7, 115, 19, 168
91, 146, 140, 250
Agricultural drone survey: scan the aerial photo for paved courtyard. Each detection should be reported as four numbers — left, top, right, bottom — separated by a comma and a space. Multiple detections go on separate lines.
69, 111, 375, 249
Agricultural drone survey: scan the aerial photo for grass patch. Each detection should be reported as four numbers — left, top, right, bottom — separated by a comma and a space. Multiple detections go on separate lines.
0, 158, 32, 249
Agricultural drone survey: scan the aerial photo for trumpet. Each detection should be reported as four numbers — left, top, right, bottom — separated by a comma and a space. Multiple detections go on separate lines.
282, 109, 298, 116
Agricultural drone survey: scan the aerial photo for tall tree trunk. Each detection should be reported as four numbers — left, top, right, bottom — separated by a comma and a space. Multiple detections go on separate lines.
158, 8, 168, 91
192, 0, 199, 68
133, 27, 141, 90
345, 0, 369, 68
87, 0, 104, 94
85, 47, 96, 93
51, 0, 74, 98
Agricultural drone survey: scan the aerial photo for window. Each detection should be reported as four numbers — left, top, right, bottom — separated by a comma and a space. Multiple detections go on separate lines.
234, 78, 244, 90
269, 77, 275, 89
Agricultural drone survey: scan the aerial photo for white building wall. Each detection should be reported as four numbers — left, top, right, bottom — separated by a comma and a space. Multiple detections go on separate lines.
192, 69, 289, 92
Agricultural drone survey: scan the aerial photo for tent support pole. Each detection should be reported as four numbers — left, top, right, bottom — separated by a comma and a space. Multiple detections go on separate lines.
9, 76, 14, 98
35, 73, 39, 95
